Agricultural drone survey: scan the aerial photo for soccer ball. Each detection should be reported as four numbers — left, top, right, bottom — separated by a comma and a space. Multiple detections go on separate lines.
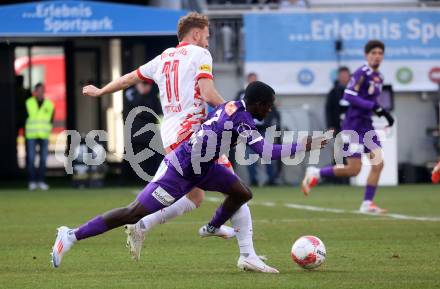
291, 235, 326, 269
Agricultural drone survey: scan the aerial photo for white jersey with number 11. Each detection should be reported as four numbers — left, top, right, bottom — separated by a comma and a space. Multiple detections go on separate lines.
136, 42, 213, 150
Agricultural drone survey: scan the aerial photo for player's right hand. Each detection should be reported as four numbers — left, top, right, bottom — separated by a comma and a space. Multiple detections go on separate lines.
373, 104, 386, 117
82, 85, 102, 97
373, 105, 394, 127
382, 110, 394, 127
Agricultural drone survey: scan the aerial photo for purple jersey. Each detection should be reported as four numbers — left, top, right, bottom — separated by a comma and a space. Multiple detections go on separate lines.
137, 100, 303, 214
342, 64, 384, 133
167, 100, 301, 177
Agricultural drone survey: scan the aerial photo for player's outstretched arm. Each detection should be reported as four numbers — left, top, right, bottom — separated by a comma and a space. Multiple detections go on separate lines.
343, 91, 375, 110
83, 70, 141, 97
248, 132, 330, 160
198, 78, 226, 107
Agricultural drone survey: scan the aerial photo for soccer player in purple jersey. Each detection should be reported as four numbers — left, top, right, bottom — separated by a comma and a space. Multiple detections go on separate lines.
301, 40, 394, 214
51, 81, 328, 271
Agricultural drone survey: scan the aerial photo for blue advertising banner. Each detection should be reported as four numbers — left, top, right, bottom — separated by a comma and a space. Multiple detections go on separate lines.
244, 10, 440, 93
245, 10, 440, 61
0, 1, 186, 36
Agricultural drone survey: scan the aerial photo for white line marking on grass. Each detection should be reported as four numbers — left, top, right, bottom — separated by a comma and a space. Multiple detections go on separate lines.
285, 203, 440, 222
284, 203, 346, 214
204, 198, 440, 222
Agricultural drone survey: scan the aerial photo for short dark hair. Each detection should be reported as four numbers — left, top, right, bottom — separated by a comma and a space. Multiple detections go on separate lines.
34, 82, 44, 90
244, 81, 275, 106
338, 66, 350, 74
364, 40, 385, 54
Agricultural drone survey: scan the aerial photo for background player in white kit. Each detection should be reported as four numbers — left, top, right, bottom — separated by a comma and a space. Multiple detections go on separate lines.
83, 12, 277, 273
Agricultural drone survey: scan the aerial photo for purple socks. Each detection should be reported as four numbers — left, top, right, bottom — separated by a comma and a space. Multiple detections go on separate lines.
209, 204, 234, 228
364, 185, 377, 201
320, 166, 334, 178
74, 216, 108, 241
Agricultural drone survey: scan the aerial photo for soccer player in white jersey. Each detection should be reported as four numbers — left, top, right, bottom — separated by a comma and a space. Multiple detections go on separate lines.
82, 12, 277, 273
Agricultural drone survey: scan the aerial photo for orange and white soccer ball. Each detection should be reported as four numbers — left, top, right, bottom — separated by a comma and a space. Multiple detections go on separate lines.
291, 236, 326, 269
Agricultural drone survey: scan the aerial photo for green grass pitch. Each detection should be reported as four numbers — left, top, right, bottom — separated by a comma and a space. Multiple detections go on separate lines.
1, 184, 439, 289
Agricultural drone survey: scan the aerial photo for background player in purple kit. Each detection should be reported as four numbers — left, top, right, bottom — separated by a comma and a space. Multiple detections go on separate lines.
51, 81, 328, 271
301, 40, 394, 214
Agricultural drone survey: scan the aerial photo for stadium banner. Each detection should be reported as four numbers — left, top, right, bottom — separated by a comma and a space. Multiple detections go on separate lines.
244, 10, 440, 93
0, 1, 186, 37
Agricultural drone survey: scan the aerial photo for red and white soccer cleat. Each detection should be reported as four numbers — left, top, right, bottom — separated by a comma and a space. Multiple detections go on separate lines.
301, 167, 320, 196
51, 226, 76, 268
432, 161, 440, 184
237, 255, 279, 273
359, 201, 387, 214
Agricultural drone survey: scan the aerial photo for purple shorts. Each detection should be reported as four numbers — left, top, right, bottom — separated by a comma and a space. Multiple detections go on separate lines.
136, 161, 240, 213
341, 130, 382, 158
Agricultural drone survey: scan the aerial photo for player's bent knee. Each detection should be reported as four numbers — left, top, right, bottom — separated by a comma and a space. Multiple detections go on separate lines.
126, 201, 149, 223
186, 188, 205, 208
345, 158, 362, 176
346, 163, 361, 176
372, 162, 384, 173
351, 166, 362, 176
238, 187, 253, 203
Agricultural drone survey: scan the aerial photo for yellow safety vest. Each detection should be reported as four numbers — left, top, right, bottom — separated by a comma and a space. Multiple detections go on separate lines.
25, 97, 54, 139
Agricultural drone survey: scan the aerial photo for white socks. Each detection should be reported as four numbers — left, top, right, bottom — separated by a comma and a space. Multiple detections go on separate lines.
137, 196, 196, 231
230, 203, 257, 257
136, 196, 257, 258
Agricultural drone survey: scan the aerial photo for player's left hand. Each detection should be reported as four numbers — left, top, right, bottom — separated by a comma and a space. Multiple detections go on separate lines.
373, 104, 386, 117
373, 104, 394, 127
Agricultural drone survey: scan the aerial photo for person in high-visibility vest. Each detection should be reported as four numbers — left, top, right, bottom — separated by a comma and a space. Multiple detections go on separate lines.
25, 83, 54, 191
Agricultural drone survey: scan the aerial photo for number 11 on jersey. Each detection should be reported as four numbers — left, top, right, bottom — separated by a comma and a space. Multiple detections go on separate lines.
162, 60, 180, 103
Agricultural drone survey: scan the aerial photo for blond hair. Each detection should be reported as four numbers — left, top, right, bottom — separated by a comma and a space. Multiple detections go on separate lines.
177, 12, 209, 42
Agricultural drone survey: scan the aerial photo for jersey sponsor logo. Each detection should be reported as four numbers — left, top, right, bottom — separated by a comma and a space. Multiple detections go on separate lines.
237, 122, 252, 138
152, 186, 175, 206
199, 64, 212, 73
225, 102, 238, 116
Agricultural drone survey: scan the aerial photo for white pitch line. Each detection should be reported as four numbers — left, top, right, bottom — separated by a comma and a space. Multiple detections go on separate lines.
283, 203, 440, 222
284, 203, 346, 214
204, 197, 440, 222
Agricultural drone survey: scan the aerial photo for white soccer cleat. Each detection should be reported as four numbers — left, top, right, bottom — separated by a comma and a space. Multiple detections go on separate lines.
359, 201, 387, 214
198, 224, 236, 239
28, 182, 37, 191
125, 224, 145, 261
301, 166, 320, 196
237, 255, 279, 273
38, 182, 49, 191
51, 226, 75, 268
